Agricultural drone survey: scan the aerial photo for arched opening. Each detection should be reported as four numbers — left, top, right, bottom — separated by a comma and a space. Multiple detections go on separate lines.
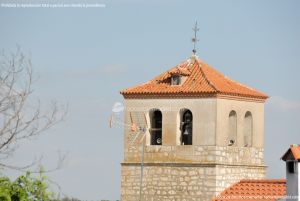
244, 111, 253, 147
180, 109, 193, 145
228, 110, 237, 146
150, 109, 162, 145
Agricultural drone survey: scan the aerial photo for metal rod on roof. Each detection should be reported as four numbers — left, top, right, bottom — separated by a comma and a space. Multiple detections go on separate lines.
192, 21, 199, 55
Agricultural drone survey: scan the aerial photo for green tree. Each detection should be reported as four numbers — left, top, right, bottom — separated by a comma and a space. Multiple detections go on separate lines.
0, 171, 53, 201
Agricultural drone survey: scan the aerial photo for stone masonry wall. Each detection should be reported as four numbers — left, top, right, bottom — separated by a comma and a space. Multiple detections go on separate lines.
121, 146, 266, 201
124, 145, 265, 166
121, 164, 266, 201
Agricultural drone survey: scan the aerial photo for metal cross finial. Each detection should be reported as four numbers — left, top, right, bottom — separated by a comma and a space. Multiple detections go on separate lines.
192, 21, 199, 55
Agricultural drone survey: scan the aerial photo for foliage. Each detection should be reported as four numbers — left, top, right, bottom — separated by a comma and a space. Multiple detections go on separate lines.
0, 171, 54, 201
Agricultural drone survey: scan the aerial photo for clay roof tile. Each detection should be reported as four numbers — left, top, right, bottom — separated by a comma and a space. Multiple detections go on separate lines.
121, 57, 268, 100
212, 179, 286, 201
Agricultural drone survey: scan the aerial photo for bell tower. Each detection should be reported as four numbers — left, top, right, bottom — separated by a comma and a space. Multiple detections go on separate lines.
120, 25, 268, 201
120, 54, 268, 201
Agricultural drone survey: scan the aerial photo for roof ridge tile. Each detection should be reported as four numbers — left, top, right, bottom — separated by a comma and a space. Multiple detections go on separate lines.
196, 59, 219, 92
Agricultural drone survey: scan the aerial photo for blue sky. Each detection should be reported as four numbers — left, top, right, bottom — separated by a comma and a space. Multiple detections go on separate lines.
0, 0, 300, 200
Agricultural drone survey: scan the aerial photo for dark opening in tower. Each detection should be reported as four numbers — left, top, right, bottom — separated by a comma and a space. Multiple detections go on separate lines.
150, 110, 162, 145
181, 110, 193, 145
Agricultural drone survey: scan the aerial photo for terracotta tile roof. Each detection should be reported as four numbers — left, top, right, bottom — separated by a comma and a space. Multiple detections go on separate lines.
121, 56, 268, 100
168, 66, 191, 76
212, 179, 286, 201
291, 145, 300, 160
281, 144, 300, 161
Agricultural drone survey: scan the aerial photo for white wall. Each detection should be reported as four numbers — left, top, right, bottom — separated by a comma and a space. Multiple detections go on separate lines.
216, 98, 265, 148
286, 161, 299, 201
124, 98, 217, 146
124, 97, 265, 148
299, 163, 300, 201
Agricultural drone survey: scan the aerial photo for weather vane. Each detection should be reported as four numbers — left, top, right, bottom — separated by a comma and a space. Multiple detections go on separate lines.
192, 21, 199, 55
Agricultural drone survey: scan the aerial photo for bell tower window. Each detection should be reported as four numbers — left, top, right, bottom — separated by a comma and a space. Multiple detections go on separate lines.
180, 110, 193, 145
228, 110, 237, 146
244, 111, 253, 147
150, 110, 162, 145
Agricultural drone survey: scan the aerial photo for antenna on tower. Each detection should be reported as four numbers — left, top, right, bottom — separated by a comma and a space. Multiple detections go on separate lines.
192, 21, 199, 55
109, 104, 148, 201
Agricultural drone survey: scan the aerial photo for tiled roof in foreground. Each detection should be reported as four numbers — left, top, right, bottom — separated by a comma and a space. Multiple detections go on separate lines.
212, 179, 286, 201
121, 56, 268, 100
